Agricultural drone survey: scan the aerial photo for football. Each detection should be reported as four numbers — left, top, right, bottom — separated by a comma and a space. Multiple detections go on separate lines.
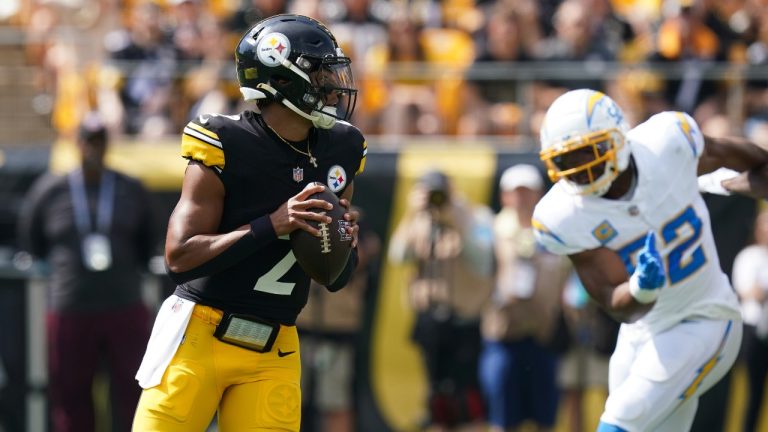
290, 182, 353, 285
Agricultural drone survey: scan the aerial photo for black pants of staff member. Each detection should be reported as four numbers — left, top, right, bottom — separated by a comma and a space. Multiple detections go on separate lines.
411, 311, 484, 428
741, 324, 768, 432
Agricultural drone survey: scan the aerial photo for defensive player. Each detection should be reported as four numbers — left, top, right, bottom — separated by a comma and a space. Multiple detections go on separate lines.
132, 15, 366, 431
532, 89, 768, 431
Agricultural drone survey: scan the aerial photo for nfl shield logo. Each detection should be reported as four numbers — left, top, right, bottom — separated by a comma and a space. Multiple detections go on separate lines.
292, 167, 304, 183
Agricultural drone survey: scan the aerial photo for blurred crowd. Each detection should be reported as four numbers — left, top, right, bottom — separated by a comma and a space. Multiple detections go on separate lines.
4, 0, 768, 145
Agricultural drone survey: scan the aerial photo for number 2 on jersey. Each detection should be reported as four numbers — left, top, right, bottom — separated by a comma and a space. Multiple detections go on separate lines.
253, 251, 296, 295
618, 205, 706, 285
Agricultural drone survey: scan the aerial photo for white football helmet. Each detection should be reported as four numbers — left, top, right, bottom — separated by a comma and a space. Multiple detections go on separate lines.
539, 89, 631, 196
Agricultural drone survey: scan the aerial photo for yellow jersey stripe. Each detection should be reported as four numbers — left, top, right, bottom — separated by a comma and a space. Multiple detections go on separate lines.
356, 141, 368, 175
356, 156, 366, 175
184, 127, 222, 149
186, 122, 220, 140
181, 135, 225, 169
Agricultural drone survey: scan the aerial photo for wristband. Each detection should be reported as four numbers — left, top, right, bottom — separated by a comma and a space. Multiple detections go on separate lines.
628, 273, 659, 304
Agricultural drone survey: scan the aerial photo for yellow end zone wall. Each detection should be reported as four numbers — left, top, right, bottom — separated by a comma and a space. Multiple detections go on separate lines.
50, 138, 186, 191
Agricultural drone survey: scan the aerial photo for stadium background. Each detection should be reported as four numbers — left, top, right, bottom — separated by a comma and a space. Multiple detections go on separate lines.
0, 0, 767, 431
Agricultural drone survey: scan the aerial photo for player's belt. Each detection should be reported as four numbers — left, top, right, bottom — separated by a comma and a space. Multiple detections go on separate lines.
194, 305, 279, 353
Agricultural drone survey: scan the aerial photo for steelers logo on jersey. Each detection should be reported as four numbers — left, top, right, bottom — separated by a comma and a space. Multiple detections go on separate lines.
327, 165, 347, 193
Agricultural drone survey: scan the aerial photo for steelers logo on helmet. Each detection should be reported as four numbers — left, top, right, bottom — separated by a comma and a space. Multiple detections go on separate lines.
327, 165, 347, 193
257, 32, 291, 67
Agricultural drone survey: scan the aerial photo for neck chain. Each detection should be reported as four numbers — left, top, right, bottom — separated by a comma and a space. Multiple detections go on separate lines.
262, 119, 317, 168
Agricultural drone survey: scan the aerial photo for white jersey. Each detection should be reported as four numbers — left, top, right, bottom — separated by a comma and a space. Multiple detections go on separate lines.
533, 111, 741, 336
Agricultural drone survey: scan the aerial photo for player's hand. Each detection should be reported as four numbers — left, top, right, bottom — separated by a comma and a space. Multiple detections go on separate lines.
629, 231, 666, 303
338, 198, 359, 248
270, 184, 333, 237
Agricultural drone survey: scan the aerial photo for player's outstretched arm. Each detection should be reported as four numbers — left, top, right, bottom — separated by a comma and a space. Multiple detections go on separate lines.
568, 242, 657, 323
699, 135, 768, 198
719, 165, 768, 199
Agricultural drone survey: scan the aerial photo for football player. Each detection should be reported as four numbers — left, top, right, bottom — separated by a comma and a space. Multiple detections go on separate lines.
532, 89, 768, 432
132, 15, 366, 431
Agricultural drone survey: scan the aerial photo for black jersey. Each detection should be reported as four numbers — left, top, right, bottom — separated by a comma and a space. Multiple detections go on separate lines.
173, 111, 367, 325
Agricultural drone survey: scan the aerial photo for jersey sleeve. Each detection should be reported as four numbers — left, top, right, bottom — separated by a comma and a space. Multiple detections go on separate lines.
531, 191, 589, 256
335, 121, 367, 177
671, 111, 704, 159
532, 217, 583, 256
643, 111, 704, 162
181, 116, 225, 171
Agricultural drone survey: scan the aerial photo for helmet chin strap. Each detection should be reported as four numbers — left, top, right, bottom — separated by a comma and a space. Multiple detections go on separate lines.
253, 84, 337, 129
311, 107, 337, 129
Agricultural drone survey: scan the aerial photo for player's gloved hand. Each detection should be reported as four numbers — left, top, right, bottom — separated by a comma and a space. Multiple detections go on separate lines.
629, 231, 666, 304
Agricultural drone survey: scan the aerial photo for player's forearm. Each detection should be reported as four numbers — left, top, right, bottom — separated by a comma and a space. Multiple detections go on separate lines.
606, 282, 655, 323
722, 165, 768, 199
165, 216, 275, 275
704, 135, 768, 173
166, 228, 248, 272
588, 279, 653, 323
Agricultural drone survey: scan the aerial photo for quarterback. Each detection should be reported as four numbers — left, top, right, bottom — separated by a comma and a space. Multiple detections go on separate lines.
132, 15, 366, 431
532, 89, 768, 431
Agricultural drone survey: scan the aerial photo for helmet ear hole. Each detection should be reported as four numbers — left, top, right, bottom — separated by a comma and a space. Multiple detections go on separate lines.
271, 74, 291, 85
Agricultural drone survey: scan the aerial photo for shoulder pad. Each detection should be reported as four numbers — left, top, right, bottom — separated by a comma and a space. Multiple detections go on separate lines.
331, 121, 367, 175
532, 187, 589, 256
634, 111, 704, 159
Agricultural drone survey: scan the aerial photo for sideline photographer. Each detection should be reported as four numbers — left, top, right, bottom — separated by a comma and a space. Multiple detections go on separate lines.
389, 169, 494, 431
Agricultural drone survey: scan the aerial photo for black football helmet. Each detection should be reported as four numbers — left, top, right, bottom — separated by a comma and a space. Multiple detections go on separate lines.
235, 14, 357, 129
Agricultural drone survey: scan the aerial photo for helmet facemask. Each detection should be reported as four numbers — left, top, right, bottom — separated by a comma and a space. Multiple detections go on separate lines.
295, 52, 358, 128
540, 128, 626, 196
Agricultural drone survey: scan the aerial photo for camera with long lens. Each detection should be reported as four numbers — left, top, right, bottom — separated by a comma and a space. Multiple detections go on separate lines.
427, 188, 449, 208
420, 170, 450, 209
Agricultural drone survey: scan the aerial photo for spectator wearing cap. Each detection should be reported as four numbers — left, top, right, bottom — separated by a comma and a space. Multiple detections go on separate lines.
388, 169, 494, 430
17, 113, 158, 432
478, 164, 571, 432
